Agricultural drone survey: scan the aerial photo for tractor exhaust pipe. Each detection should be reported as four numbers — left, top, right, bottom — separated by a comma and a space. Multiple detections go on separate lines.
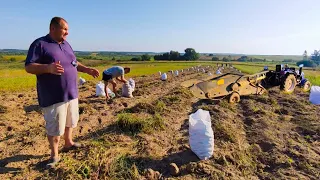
299, 67, 302, 75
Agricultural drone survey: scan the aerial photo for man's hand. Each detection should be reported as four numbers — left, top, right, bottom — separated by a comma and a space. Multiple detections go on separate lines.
48, 61, 64, 75
86, 68, 100, 78
106, 96, 114, 104
118, 75, 127, 83
76, 61, 100, 78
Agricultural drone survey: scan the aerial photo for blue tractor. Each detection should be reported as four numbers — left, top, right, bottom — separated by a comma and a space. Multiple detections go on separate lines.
265, 64, 311, 93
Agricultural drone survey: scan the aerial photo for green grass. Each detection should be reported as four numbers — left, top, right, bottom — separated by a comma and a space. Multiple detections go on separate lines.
304, 70, 320, 86
200, 55, 302, 62
233, 64, 267, 74
0, 61, 212, 92
116, 113, 165, 135
249, 55, 302, 62
52, 139, 139, 179
2, 55, 27, 61
1, 60, 319, 92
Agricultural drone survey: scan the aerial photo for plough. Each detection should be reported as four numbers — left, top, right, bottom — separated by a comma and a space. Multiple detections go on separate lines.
182, 64, 311, 103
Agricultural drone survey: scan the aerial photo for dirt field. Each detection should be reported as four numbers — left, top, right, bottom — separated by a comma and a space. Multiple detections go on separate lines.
0, 66, 319, 180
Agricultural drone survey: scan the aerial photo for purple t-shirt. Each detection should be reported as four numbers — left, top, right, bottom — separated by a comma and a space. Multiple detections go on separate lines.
25, 34, 78, 107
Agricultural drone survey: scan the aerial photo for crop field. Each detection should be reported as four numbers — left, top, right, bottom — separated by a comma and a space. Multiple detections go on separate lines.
0, 61, 214, 92
0, 60, 319, 179
1, 55, 27, 61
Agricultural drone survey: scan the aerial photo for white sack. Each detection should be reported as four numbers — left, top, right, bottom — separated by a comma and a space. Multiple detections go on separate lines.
96, 81, 106, 96
309, 86, 320, 105
189, 109, 214, 160
79, 77, 86, 85
161, 73, 167, 81
122, 82, 134, 98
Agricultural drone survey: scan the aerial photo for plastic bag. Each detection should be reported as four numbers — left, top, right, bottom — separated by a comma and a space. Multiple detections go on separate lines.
189, 109, 214, 160
128, 78, 135, 91
174, 70, 179, 76
161, 73, 168, 81
96, 81, 106, 96
96, 81, 115, 98
107, 88, 116, 98
122, 82, 134, 98
309, 86, 320, 105
79, 77, 86, 85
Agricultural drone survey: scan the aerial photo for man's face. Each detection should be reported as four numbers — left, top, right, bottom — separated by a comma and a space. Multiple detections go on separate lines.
52, 20, 69, 42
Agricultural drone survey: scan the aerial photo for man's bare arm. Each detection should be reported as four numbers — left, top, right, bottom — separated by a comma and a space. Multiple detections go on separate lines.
119, 75, 127, 83
77, 62, 100, 78
25, 62, 64, 75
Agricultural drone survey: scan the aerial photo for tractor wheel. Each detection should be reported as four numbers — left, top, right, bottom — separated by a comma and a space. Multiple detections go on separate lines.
302, 81, 311, 92
281, 74, 297, 94
229, 92, 240, 103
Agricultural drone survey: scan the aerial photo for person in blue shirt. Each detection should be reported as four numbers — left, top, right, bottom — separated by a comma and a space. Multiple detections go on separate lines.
102, 66, 130, 100
25, 17, 100, 168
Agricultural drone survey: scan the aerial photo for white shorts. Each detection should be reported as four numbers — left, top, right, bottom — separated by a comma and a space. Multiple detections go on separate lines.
42, 98, 79, 136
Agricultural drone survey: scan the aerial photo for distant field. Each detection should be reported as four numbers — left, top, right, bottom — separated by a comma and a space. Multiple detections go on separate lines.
1, 60, 319, 92
2, 55, 26, 61
249, 55, 302, 62
200, 55, 302, 62
0, 61, 213, 92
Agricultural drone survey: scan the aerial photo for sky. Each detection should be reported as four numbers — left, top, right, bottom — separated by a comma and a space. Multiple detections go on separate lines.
0, 0, 319, 55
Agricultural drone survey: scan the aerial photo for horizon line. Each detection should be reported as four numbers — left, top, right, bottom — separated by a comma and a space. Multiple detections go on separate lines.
0, 48, 303, 56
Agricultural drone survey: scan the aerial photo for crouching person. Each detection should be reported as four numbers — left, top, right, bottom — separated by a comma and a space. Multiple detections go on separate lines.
102, 66, 131, 101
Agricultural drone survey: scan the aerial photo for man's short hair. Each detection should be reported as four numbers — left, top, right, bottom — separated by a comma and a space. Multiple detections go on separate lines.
124, 67, 131, 73
50, 17, 67, 28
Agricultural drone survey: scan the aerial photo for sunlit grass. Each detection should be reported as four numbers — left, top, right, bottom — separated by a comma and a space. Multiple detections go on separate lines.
233, 64, 267, 74
2, 55, 26, 61
0, 61, 211, 92
1, 61, 319, 92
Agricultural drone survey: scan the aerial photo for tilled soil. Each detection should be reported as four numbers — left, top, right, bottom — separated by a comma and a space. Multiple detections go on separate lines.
0, 66, 319, 180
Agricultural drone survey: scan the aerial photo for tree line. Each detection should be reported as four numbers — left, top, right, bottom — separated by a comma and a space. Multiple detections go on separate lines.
296, 50, 320, 67
211, 55, 266, 62
131, 48, 200, 61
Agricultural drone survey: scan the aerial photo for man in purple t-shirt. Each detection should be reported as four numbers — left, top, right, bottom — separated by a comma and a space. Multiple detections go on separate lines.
25, 17, 100, 168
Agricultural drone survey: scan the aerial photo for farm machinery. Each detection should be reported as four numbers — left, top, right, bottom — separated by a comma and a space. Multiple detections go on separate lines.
265, 64, 311, 93
182, 64, 312, 103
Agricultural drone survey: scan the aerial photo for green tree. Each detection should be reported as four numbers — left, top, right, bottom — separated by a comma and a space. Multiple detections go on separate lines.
131, 57, 141, 61
303, 50, 308, 61
212, 57, 219, 61
183, 48, 200, 60
222, 57, 230, 62
169, 51, 180, 60
311, 50, 320, 65
237, 56, 248, 62
296, 60, 317, 67
141, 54, 151, 61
